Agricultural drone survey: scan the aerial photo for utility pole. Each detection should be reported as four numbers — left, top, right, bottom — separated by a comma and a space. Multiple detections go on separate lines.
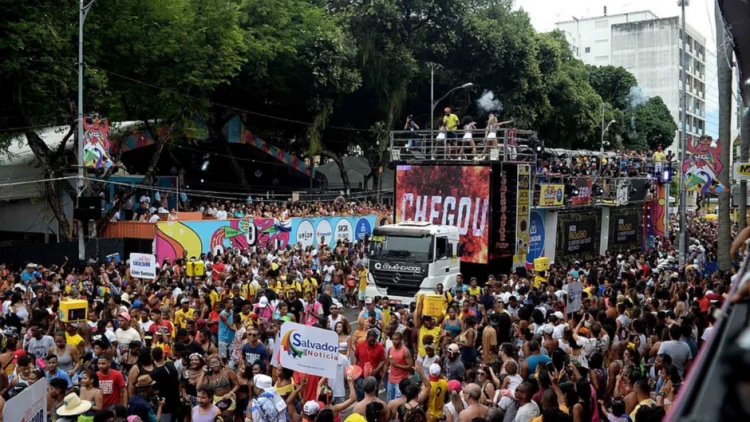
78, 0, 96, 262
678, 0, 688, 268
716, 1, 732, 271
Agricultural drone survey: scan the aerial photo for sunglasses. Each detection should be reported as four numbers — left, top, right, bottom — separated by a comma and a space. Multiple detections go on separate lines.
249, 333, 259, 337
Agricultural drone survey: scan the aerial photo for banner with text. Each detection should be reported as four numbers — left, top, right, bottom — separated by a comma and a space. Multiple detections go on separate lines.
571, 178, 592, 206
514, 165, 531, 268
538, 184, 565, 207
562, 218, 595, 254
3, 378, 47, 422
129, 253, 157, 279
279, 322, 340, 377
396, 165, 491, 263
525, 210, 547, 270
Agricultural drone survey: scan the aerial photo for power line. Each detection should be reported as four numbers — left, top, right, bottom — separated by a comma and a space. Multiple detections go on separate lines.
92, 66, 374, 134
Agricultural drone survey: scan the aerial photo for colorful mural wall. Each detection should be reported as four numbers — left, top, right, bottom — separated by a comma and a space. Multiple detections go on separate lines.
155, 216, 377, 262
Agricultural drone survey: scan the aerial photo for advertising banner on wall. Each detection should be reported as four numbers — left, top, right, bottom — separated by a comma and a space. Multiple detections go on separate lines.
563, 219, 595, 254
614, 214, 639, 244
571, 178, 592, 206
155, 216, 377, 263
514, 165, 531, 267
495, 163, 517, 258
395, 165, 491, 263
525, 210, 546, 270
83, 115, 115, 169
279, 322, 340, 377
683, 136, 725, 194
616, 180, 629, 206
538, 184, 565, 207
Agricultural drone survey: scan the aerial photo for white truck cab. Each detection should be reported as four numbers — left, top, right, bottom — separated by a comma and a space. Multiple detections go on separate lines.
365, 222, 460, 304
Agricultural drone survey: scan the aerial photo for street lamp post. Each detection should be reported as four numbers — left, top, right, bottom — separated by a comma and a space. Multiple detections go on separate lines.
601, 119, 616, 153
428, 66, 473, 158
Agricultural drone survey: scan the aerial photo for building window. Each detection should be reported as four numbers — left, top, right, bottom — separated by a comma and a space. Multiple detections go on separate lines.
595, 55, 609, 61
585, 47, 591, 53
595, 20, 608, 29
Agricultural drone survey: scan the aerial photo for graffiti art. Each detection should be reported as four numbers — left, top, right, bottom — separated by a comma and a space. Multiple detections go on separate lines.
682, 136, 725, 194
155, 216, 377, 262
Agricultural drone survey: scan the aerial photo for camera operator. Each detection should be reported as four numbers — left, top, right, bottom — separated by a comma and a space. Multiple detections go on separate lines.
127, 374, 165, 422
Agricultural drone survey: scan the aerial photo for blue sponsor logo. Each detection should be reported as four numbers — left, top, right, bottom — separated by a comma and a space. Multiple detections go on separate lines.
556, 188, 563, 202
355, 218, 372, 240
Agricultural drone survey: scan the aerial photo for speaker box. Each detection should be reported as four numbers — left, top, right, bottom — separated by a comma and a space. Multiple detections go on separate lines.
74, 196, 102, 221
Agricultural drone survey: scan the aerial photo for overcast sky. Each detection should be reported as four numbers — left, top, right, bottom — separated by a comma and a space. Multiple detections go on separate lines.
514, 0, 720, 50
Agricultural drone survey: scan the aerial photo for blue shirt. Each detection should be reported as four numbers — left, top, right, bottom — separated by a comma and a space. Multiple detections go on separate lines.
242, 343, 270, 366
47, 369, 73, 388
526, 353, 551, 375
21, 271, 35, 283
218, 310, 235, 343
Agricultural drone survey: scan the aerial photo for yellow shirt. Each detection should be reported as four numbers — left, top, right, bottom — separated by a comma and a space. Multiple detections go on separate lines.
65, 332, 84, 348
302, 278, 318, 296
443, 114, 459, 131
209, 290, 220, 309
530, 405, 569, 422
533, 276, 546, 289
468, 286, 481, 296
284, 281, 302, 295
358, 270, 368, 291
240, 282, 256, 300
653, 151, 665, 163
427, 378, 448, 418
631, 399, 656, 421
175, 308, 196, 329
418, 325, 442, 358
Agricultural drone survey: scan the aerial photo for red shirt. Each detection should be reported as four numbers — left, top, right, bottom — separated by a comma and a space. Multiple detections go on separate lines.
292, 372, 322, 402
209, 311, 220, 334
98, 369, 126, 408
148, 320, 175, 339
354, 341, 385, 376
212, 263, 225, 280
697, 296, 711, 314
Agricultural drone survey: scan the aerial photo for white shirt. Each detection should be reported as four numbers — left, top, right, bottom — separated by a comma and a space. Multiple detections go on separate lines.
115, 327, 142, 353
148, 214, 160, 223
515, 401, 540, 422
331, 354, 350, 398
139, 320, 154, 333
216, 210, 228, 220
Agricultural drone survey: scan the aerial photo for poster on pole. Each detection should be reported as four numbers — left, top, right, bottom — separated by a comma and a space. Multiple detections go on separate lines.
514, 164, 531, 268
565, 282, 583, 314
83, 115, 115, 169
683, 136, 725, 194
3, 378, 47, 422
279, 322, 339, 377
129, 253, 157, 279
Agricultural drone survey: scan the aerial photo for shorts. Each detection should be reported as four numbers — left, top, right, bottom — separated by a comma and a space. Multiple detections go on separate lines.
462, 133, 472, 142
358, 290, 366, 301
218, 341, 231, 360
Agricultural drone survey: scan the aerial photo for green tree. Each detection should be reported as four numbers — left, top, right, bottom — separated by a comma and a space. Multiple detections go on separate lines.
586, 65, 638, 111
0, 0, 246, 238
623, 96, 677, 151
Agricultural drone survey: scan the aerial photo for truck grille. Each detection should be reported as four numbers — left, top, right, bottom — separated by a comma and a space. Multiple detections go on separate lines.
371, 270, 423, 296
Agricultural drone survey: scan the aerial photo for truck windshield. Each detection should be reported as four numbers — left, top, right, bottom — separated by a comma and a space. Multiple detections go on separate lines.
370, 235, 433, 262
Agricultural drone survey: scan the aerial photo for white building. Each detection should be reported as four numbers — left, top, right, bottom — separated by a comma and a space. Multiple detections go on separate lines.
556, 11, 707, 152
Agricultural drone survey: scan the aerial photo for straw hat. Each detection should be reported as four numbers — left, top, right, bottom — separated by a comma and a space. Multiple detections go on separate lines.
134, 374, 156, 388
57, 393, 93, 416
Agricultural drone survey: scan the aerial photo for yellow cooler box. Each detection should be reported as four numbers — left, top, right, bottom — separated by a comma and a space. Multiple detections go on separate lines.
59, 299, 88, 322
534, 257, 550, 272
421, 294, 445, 317
187, 261, 205, 276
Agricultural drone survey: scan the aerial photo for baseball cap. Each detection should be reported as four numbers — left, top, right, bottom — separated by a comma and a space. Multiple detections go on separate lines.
447, 343, 460, 354
303, 401, 320, 416
447, 380, 461, 392
132, 300, 143, 309
543, 325, 554, 335
180, 298, 190, 304
365, 297, 373, 305
253, 374, 273, 391
553, 311, 564, 320
117, 312, 131, 321
258, 297, 269, 308
428, 363, 441, 377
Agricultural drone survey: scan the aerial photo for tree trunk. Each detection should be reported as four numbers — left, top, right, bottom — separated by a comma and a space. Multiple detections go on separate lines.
25, 129, 74, 242
96, 121, 169, 234
321, 149, 351, 195
716, 3, 732, 271
741, 108, 750, 228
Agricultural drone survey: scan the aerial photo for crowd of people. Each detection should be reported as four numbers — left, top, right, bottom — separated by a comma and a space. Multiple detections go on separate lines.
109, 194, 393, 223
0, 204, 737, 422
